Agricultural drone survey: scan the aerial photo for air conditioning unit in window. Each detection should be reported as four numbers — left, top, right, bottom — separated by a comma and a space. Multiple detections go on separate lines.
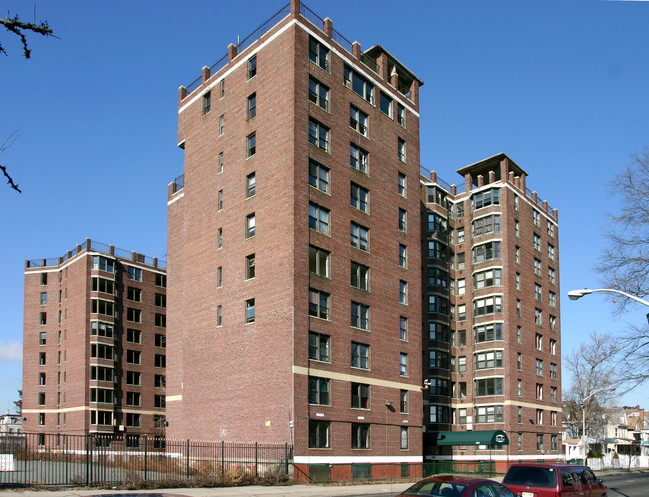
118, 425, 125, 431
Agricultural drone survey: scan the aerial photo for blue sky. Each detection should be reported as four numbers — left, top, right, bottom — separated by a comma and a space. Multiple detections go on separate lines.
1, 0, 648, 412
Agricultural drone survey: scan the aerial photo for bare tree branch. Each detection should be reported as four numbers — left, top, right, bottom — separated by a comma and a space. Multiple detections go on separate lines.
1, 13, 54, 58
0, 131, 21, 193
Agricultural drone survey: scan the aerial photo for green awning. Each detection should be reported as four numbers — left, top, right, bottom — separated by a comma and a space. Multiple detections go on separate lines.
429, 430, 509, 446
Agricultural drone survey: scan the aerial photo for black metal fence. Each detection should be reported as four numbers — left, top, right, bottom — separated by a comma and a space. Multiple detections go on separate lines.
0, 433, 292, 488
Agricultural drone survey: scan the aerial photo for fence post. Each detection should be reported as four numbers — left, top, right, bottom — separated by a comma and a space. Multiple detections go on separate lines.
284, 443, 289, 475
186, 439, 190, 479
255, 442, 258, 477
144, 435, 148, 481
86, 434, 91, 486
221, 441, 225, 478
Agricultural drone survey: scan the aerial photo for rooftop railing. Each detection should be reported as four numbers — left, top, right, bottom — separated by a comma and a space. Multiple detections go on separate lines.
171, 173, 184, 194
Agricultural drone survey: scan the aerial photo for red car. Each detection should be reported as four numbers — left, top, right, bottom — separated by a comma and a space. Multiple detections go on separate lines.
398, 475, 516, 497
502, 463, 607, 497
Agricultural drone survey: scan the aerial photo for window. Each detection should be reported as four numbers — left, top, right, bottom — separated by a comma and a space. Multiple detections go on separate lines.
309, 289, 330, 320
155, 395, 166, 408
458, 408, 468, 425
474, 268, 502, 289
38, 392, 45, 405
351, 423, 370, 449
309, 36, 329, 71
126, 413, 141, 428
400, 317, 408, 340
39, 372, 46, 385
400, 390, 408, 413
350, 105, 368, 136
473, 214, 501, 236
351, 222, 369, 251
533, 209, 541, 227
127, 286, 142, 302
429, 322, 450, 342
428, 267, 448, 288
396, 172, 407, 198
475, 377, 503, 396
475, 405, 504, 423
535, 308, 543, 326
458, 356, 467, 373
517, 299, 521, 317
40, 272, 47, 285
155, 293, 166, 307
552, 412, 558, 427
515, 220, 520, 237
218, 152, 224, 173
309, 246, 330, 278
126, 392, 141, 407
550, 362, 557, 379
350, 143, 368, 173
550, 339, 557, 355
399, 244, 407, 267
536, 359, 544, 375
473, 296, 503, 316
548, 220, 555, 238
127, 266, 142, 281
550, 386, 557, 402
535, 283, 543, 300
39, 332, 46, 345
517, 379, 522, 396
351, 301, 369, 330
398, 138, 406, 162
247, 92, 256, 119
549, 291, 556, 308
548, 266, 556, 284
397, 103, 405, 127
457, 304, 466, 321
220, 79, 225, 98
456, 227, 465, 243
515, 246, 520, 263
309, 420, 330, 448
202, 91, 211, 114
216, 305, 222, 326
351, 383, 369, 408
474, 323, 503, 343
473, 241, 501, 263
39, 352, 46, 365
344, 65, 374, 103
551, 434, 558, 451
428, 240, 447, 261
430, 378, 451, 396
473, 188, 500, 209
92, 256, 115, 273
246, 213, 256, 238
350, 341, 370, 369
518, 407, 523, 424
533, 233, 541, 251
217, 227, 223, 248
536, 409, 543, 425
429, 405, 449, 423
534, 258, 542, 276
126, 307, 142, 323
247, 132, 256, 157
155, 374, 165, 388
398, 208, 407, 232
536, 383, 543, 400
91, 299, 115, 317
400, 353, 408, 376
308, 118, 329, 151
308, 376, 330, 405
309, 203, 330, 234
350, 183, 369, 212
245, 254, 255, 280
428, 294, 449, 314
308, 332, 330, 362
475, 350, 503, 370
155, 313, 166, 328
126, 371, 141, 386
548, 244, 555, 260
380, 92, 392, 117
429, 349, 449, 369
458, 329, 467, 346
217, 266, 223, 288
549, 315, 557, 331
247, 55, 256, 79
351, 261, 369, 290
517, 352, 522, 370
308, 76, 329, 110
39, 292, 47, 305
536, 333, 543, 350
219, 114, 225, 135
126, 349, 141, 364
246, 172, 256, 197
245, 298, 255, 324
156, 274, 167, 288
309, 159, 329, 193
126, 328, 141, 343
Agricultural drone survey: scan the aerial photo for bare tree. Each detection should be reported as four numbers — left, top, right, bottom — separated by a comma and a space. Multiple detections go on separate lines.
1, 12, 53, 58
1, 131, 21, 193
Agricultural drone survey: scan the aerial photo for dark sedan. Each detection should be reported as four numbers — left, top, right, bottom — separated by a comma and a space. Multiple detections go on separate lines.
398, 475, 516, 497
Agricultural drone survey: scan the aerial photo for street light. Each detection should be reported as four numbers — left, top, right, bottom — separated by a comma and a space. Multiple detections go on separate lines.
580, 387, 615, 463
568, 288, 649, 307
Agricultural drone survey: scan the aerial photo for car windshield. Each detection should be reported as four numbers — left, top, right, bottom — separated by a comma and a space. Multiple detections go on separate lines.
503, 466, 558, 489
402, 480, 468, 496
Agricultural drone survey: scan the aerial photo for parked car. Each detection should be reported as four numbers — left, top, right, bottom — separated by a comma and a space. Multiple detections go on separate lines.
502, 463, 607, 497
398, 475, 516, 497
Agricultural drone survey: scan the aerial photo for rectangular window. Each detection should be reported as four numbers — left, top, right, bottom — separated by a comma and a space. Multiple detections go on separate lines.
350, 143, 369, 173
219, 114, 225, 135
126, 413, 141, 428
534, 258, 542, 276
155, 313, 166, 327
40, 272, 47, 285
246, 213, 256, 238
245, 298, 255, 324
517, 353, 522, 370
398, 172, 406, 197
92, 256, 115, 273
536, 333, 543, 350
350, 183, 369, 212
155, 333, 166, 348
550, 362, 557, 379
156, 274, 167, 288
429, 349, 449, 369
474, 268, 502, 289
398, 208, 407, 232
550, 386, 557, 402
309, 420, 330, 448
247, 92, 256, 119
126, 392, 141, 407
431, 378, 451, 396
550, 315, 557, 331
91, 299, 115, 317
427, 212, 447, 233
203, 91, 211, 114
309, 246, 330, 278
127, 328, 141, 343
429, 405, 450, 424
155, 374, 165, 388
309, 289, 330, 320
473, 295, 503, 316
536, 409, 543, 425
217, 227, 223, 248
155, 395, 166, 408
309, 203, 330, 235
549, 291, 556, 307
220, 79, 225, 98
126, 349, 141, 365
351, 261, 369, 290
309, 159, 329, 193
351, 342, 369, 369
247, 132, 256, 157
428, 294, 449, 314
548, 267, 556, 284
429, 322, 450, 342
344, 65, 374, 103
245, 254, 256, 279
473, 188, 500, 209
475, 405, 504, 423
351, 383, 369, 409
398, 138, 406, 162
126, 371, 141, 386
351, 423, 370, 449
397, 103, 405, 127
39, 352, 46, 365
309, 36, 329, 71
39, 292, 47, 305
533, 233, 541, 251
428, 240, 447, 261
399, 280, 408, 304
548, 220, 555, 237
309, 76, 329, 110
126, 307, 142, 323
247, 55, 256, 79
127, 266, 142, 282
246, 172, 256, 197
536, 359, 544, 376
39, 332, 46, 345
350, 105, 368, 136
400, 390, 408, 413
127, 286, 142, 302
400, 317, 408, 340
351, 222, 369, 251
475, 350, 503, 370
399, 244, 407, 267
351, 301, 370, 330
216, 305, 222, 326
475, 377, 503, 396
218, 152, 224, 173
428, 267, 448, 288
535, 308, 543, 326
38, 392, 45, 405
533, 209, 541, 227
308, 376, 330, 405
308, 118, 329, 151
380, 92, 392, 117
308, 332, 330, 362
535, 283, 543, 300
474, 323, 503, 343
472, 214, 501, 236
458, 356, 467, 373
400, 353, 408, 376
550, 339, 557, 355
155, 355, 165, 370
155, 293, 166, 308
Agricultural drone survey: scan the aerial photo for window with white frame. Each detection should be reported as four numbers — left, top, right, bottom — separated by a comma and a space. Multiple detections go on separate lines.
308, 118, 329, 151
309, 159, 329, 193
309, 36, 329, 71
351, 183, 369, 213
351, 301, 370, 330
309, 246, 330, 278
351, 222, 369, 251
309, 203, 330, 235
350, 143, 368, 173
350, 105, 368, 136
309, 76, 329, 111
475, 350, 503, 370
344, 65, 374, 103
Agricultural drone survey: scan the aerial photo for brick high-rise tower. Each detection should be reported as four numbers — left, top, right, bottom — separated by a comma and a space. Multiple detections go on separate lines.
167, 0, 424, 465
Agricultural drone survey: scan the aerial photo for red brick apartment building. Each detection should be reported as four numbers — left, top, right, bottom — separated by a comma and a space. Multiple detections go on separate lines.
167, 0, 423, 466
166, 0, 562, 468
22, 239, 166, 441
421, 155, 562, 465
